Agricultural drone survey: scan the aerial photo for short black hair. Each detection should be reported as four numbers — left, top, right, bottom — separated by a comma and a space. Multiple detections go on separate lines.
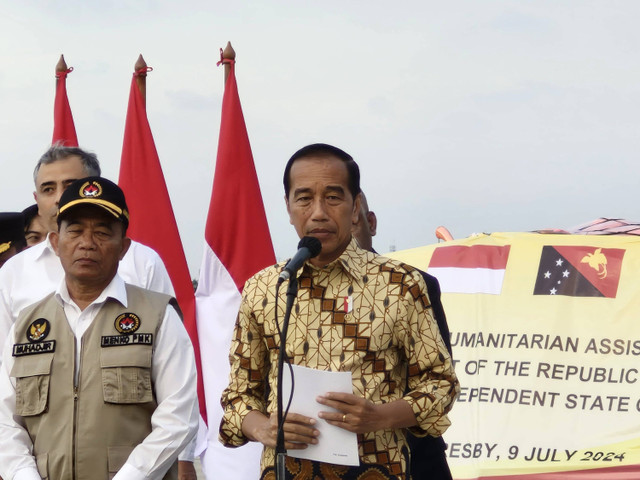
283, 143, 361, 199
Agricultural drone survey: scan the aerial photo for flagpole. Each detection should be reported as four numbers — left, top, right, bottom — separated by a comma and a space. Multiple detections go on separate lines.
199, 41, 274, 479
55, 55, 68, 85
52, 54, 79, 147
134, 54, 148, 106
222, 42, 236, 85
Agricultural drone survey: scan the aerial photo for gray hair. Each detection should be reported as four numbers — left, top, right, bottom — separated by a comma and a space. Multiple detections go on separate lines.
33, 143, 101, 183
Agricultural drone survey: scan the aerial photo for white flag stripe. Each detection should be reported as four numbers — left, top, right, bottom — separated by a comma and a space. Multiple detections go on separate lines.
428, 267, 506, 295
196, 243, 262, 478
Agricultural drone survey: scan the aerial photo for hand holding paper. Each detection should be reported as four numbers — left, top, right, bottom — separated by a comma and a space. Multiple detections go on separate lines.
282, 365, 360, 466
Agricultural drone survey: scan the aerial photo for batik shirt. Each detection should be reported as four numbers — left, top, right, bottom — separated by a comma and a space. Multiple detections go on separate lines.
220, 238, 459, 479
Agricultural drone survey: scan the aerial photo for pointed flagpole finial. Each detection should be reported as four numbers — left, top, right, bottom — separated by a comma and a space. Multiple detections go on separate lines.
135, 54, 148, 73
134, 54, 148, 104
56, 54, 68, 73
222, 41, 236, 85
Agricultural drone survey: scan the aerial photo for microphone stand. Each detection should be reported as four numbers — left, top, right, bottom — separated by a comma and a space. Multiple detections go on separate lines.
275, 275, 298, 480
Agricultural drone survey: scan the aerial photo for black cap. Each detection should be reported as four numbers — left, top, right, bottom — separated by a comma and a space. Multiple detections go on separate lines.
0, 212, 26, 254
58, 177, 129, 229
22, 204, 39, 229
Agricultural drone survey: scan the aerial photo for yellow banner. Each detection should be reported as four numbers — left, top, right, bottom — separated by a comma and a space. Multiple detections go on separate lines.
388, 232, 640, 479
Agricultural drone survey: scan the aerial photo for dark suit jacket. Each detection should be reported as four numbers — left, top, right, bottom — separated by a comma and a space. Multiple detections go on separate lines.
406, 271, 453, 480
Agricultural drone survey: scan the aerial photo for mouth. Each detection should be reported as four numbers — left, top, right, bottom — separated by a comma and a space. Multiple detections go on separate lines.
74, 257, 98, 266
308, 229, 334, 240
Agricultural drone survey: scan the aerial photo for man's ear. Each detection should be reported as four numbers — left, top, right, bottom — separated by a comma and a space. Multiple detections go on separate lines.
119, 237, 132, 261
50, 232, 60, 256
367, 211, 378, 237
352, 193, 362, 224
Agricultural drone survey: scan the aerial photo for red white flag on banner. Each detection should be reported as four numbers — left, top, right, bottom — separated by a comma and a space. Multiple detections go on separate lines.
196, 51, 275, 479
52, 56, 78, 147
117, 64, 205, 422
428, 245, 511, 294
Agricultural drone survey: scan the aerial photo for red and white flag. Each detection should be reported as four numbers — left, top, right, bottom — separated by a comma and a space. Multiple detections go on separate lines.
117, 63, 205, 421
52, 56, 78, 146
428, 245, 511, 294
196, 54, 275, 477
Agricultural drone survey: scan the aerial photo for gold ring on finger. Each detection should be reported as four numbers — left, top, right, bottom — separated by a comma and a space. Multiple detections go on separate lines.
342, 414, 347, 422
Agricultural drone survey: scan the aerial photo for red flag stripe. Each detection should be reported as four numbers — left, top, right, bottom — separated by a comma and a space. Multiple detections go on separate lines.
204, 60, 275, 291
118, 71, 205, 422
429, 245, 511, 270
469, 462, 640, 479
52, 68, 79, 147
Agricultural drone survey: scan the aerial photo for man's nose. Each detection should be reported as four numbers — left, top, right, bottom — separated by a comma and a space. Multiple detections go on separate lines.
54, 184, 65, 206
309, 198, 329, 220
78, 230, 97, 248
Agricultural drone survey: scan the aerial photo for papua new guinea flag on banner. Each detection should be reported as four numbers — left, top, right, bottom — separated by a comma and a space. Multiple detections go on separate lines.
533, 246, 625, 298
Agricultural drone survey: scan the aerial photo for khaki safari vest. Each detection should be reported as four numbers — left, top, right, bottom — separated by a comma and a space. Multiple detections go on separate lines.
10, 284, 180, 480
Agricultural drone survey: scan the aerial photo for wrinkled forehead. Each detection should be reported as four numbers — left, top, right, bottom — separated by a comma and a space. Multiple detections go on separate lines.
35, 155, 87, 185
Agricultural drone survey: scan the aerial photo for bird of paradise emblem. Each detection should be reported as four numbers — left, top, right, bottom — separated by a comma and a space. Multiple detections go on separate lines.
581, 248, 608, 279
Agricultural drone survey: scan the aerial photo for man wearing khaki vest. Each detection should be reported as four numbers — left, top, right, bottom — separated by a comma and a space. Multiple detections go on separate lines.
0, 177, 198, 480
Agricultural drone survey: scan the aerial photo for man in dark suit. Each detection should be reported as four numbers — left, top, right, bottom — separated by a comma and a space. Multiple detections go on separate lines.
352, 193, 453, 480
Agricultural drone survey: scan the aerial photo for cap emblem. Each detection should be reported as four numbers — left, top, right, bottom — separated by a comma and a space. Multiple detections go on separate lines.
80, 181, 102, 198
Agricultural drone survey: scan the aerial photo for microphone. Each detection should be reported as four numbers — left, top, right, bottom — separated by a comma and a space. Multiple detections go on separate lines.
278, 236, 322, 283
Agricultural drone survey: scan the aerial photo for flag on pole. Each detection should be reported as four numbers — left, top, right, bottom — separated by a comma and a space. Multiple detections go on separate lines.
52, 55, 78, 146
117, 61, 205, 423
197, 46, 275, 478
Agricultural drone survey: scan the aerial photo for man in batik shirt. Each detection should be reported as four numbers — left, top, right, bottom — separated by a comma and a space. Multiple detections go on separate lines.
220, 143, 459, 480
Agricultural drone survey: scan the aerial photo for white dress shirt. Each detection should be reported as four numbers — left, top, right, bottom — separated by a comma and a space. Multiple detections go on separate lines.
0, 235, 174, 356
0, 275, 199, 480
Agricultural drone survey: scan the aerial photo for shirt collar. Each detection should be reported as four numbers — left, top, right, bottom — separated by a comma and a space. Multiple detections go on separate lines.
31, 232, 56, 262
55, 273, 128, 309
302, 237, 368, 281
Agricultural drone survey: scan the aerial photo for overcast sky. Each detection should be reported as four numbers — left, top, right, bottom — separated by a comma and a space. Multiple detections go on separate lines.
1, 1, 639, 276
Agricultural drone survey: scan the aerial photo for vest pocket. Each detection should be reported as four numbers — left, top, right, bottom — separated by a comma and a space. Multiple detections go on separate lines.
108, 445, 134, 479
10, 354, 54, 416
101, 346, 153, 404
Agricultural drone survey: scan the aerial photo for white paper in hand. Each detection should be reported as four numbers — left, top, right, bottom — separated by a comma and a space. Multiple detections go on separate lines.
281, 364, 359, 466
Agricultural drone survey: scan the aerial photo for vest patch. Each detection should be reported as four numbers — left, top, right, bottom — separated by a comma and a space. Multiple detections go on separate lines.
101, 333, 153, 347
114, 312, 141, 334
27, 318, 51, 342
13, 340, 56, 356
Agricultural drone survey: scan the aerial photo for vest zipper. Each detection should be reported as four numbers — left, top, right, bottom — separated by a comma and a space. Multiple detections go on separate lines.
72, 384, 78, 480
72, 335, 85, 480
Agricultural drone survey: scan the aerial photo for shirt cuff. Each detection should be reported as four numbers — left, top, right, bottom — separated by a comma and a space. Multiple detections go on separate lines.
177, 436, 196, 461
13, 466, 43, 480
112, 462, 147, 480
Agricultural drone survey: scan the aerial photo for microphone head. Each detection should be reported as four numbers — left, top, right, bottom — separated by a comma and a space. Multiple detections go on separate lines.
298, 236, 322, 258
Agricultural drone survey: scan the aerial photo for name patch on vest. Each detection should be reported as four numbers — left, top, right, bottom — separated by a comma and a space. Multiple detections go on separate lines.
13, 340, 56, 356
101, 333, 153, 347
